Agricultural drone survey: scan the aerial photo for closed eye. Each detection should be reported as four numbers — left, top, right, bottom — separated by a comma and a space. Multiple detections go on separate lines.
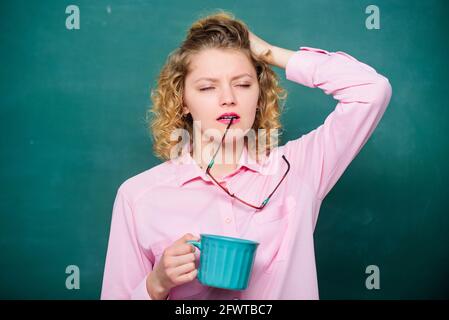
199, 84, 251, 91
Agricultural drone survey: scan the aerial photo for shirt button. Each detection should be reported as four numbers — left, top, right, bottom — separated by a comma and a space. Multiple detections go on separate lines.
225, 217, 232, 224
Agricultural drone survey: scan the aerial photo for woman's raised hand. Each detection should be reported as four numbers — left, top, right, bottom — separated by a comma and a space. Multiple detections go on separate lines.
248, 30, 295, 69
248, 30, 274, 65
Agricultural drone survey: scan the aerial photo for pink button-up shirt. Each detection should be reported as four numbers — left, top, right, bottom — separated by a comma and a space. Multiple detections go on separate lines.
100, 46, 392, 300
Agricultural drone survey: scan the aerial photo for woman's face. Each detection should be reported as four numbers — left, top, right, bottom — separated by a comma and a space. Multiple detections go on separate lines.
183, 48, 260, 143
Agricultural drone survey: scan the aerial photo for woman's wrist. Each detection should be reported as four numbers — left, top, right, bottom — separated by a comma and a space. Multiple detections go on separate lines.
146, 271, 169, 300
268, 45, 296, 69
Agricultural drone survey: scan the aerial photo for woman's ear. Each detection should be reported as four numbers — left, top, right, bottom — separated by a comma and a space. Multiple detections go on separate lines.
182, 105, 190, 116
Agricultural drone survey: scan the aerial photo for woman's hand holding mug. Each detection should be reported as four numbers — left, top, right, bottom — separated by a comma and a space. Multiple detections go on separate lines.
146, 233, 199, 300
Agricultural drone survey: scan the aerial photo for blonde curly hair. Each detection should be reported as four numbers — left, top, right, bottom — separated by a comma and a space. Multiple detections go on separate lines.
146, 10, 287, 162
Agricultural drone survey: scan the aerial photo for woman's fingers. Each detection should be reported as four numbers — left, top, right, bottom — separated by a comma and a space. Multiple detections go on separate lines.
248, 30, 273, 63
174, 267, 198, 285
165, 242, 195, 257
154, 233, 200, 290
165, 232, 198, 257
170, 262, 197, 285
174, 261, 196, 276
165, 252, 196, 268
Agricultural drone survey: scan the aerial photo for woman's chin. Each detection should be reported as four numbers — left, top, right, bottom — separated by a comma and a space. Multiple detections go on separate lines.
200, 126, 249, 140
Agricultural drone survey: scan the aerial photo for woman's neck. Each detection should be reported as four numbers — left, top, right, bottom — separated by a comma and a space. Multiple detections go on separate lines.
191, 139, 245, 179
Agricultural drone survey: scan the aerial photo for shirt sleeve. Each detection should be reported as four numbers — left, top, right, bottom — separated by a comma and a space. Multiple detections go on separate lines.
100, 186, 169, 300
283, 46, 392, 205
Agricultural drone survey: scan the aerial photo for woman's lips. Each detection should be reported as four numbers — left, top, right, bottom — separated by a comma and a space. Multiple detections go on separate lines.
217, 118, 240, 124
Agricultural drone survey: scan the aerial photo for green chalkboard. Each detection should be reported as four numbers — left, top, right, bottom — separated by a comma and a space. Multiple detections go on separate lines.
0, 0, 448, 299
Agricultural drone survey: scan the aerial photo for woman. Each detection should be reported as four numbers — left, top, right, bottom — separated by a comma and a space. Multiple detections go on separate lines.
101, 11, 392, 300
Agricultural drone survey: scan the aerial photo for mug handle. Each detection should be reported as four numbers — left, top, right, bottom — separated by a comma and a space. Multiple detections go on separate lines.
186, 240, 201, 251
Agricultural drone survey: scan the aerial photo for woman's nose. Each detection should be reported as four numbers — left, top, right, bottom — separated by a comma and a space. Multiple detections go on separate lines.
219, 85, 236, 106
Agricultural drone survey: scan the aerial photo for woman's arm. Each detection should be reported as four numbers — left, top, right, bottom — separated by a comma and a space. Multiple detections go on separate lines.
250, 30, 392, 210
282, 46, 392, 207
101, 186, 161, 300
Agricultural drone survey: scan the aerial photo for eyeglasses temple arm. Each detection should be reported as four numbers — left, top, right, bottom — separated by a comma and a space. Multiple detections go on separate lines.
260, 155, 291, 208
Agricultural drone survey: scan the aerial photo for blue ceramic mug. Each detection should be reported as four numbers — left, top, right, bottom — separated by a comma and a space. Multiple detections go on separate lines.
187, 234, 259, 290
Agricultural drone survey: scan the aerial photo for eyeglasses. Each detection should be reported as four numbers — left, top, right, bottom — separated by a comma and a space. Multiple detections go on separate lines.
205, 117, 290, 211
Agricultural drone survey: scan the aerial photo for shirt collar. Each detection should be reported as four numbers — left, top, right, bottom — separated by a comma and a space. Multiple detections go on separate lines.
173, 143, 267, 187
